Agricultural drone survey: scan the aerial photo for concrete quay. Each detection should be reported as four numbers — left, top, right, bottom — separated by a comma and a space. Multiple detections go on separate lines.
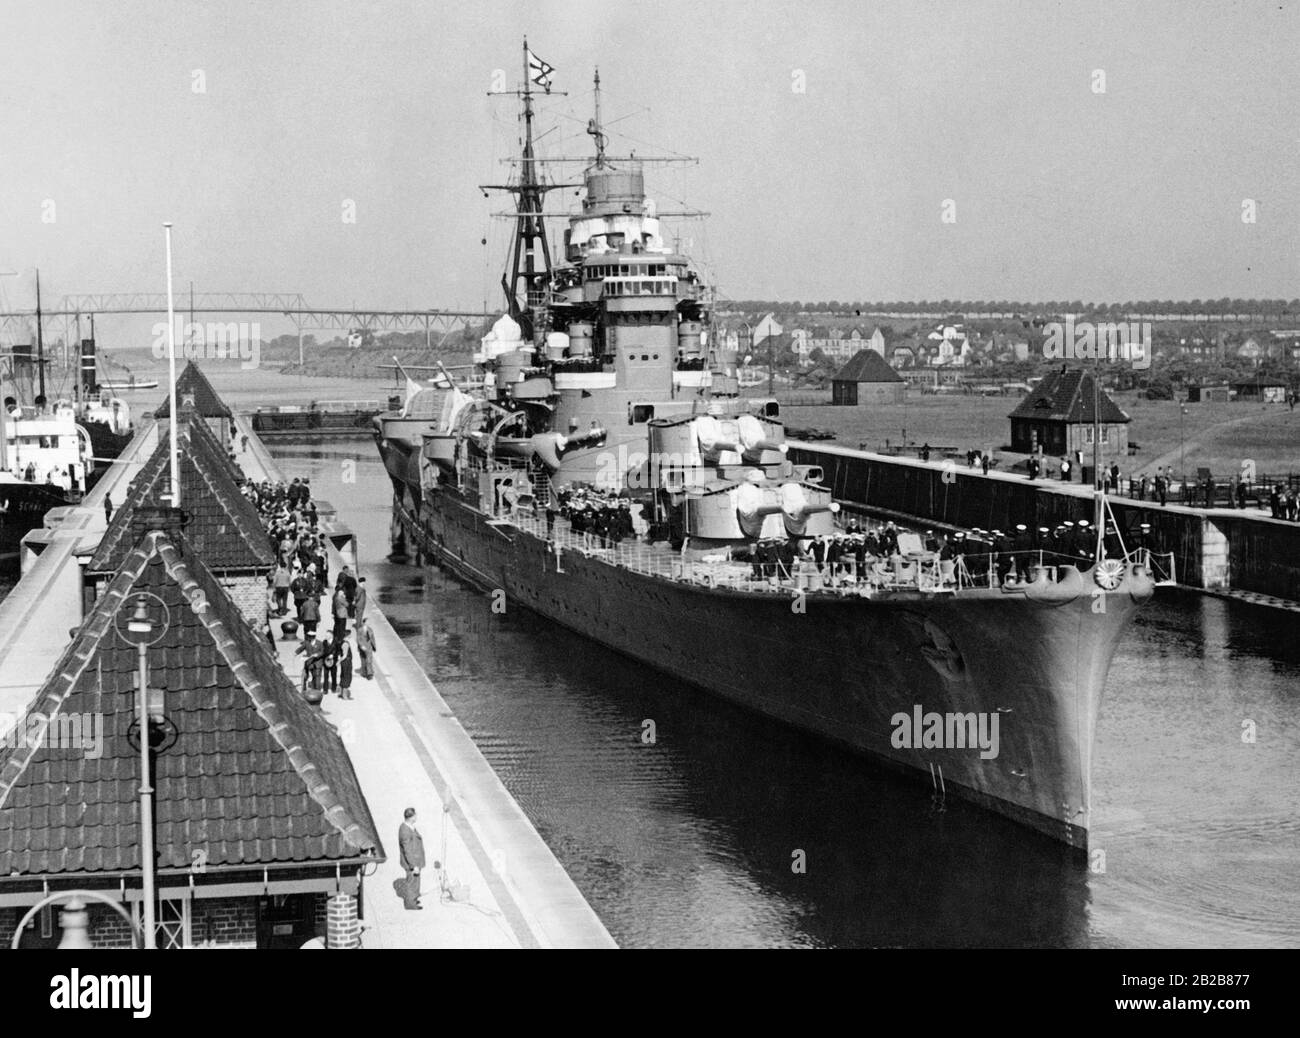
238, 414, 615, 948
792, 441, 1300, 608
0, 413, 614, 948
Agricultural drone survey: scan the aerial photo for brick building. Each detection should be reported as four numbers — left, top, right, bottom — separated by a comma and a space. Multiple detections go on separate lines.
0, 521, 382, 949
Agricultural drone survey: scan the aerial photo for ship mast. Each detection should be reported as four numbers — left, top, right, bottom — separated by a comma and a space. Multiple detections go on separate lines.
34, 269, 45, 404
486, 38, 558, 341
1092, 364, 1103, 561
589, 69, 607, 168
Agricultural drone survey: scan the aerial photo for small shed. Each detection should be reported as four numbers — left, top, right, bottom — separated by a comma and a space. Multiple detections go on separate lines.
1230, 376, 1288, 403
831, 349, 907, 405
1007, 368, 1131, 465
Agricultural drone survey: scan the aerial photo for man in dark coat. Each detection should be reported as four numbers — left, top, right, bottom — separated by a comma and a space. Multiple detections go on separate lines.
300, 593, 320, 640
295, 634, 327, 691
353, 577, 368, 625
398, 808, 426, 910
337, 637, 354, 699
332, 585, 349, 644
337, 565, 358, 615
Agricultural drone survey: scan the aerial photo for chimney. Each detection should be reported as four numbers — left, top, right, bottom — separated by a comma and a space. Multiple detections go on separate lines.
130, 505, 189, 546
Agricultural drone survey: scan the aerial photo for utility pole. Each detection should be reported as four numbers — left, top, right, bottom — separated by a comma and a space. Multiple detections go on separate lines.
163, 224, 181, 509
759, 327, 769, 400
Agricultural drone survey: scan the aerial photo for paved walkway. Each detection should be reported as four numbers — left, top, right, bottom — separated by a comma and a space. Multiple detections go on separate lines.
238, 414, 615, 948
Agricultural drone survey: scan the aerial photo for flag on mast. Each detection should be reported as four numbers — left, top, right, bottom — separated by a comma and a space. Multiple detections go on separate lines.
527, 48, 555, 92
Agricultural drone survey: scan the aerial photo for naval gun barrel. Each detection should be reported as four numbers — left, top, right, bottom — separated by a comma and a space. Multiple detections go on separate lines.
788, 501, 840, 519
530, 424, 607, 471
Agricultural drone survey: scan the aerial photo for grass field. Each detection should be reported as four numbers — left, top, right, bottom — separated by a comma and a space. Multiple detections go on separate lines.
770, 390, 1300, 479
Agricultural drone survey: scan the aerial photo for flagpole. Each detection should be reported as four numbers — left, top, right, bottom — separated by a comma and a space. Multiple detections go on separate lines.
164, 223, 181, 509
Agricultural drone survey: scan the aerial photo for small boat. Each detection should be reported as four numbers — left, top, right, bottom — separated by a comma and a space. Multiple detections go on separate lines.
99, 377, 159, 391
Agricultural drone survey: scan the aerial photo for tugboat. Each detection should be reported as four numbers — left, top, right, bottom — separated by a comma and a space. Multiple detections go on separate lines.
374, 45, 1156, 850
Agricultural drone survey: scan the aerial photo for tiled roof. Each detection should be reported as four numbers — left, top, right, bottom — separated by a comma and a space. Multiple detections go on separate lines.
182, 400, 247, 487
88, 412, 273, 575
1008, 368, 1131, 424
153, 362, 233, 419
0, 528, 383, 878
832, 349, 905, 383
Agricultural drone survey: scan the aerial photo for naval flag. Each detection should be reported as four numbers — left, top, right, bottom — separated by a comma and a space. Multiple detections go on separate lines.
527, 48, 555, 92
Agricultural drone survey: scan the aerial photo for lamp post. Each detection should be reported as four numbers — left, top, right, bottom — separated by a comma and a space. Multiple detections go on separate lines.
117, 592, 175, 950
1179, 401, 1188, 493
739, 321, 752, 384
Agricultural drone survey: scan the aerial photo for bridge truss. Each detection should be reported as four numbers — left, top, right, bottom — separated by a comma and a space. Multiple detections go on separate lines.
0, 292, 492, 363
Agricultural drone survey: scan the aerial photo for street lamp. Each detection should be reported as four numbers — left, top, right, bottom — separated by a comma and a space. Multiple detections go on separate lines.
1179, 401, 1188, 493
117, 592, 175, 950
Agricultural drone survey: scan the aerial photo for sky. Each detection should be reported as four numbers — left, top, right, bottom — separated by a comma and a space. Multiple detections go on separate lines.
1, 0, 1297, 345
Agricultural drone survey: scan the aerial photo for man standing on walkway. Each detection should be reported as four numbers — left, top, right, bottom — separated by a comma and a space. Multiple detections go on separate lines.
332, 583, 349, 644
357, 618, 377, 679
338, 565, 358, 617
300, 591, 320, 641
353, 577, 368, 625
103, 493, 113, 525
398, 808, 425, 910
337, 637, 354, 699
271, 561, 291, 616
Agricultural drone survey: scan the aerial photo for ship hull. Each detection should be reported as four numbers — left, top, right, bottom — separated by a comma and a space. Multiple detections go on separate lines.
0, 481, 72, 562
392, 482, 1145, 852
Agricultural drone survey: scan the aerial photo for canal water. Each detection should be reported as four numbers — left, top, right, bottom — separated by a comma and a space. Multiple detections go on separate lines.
5, 438, 1294, 948
266, 441, 1299, 949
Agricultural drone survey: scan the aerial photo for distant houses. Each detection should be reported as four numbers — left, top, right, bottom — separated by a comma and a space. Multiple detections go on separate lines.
804, 325, 883, 363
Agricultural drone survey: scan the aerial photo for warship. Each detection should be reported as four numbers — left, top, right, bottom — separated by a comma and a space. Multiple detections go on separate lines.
374, 44, 1156, 850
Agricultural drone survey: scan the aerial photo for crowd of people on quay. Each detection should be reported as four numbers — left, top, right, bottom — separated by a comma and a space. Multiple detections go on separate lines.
243, 476, 378, 697
909, 441, 1300, 522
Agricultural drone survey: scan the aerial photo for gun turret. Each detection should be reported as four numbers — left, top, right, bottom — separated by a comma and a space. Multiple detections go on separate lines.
779, 483, 840, 536
735, 480, 785, 538
530, 424, 607, 471
694, 415, 741, 461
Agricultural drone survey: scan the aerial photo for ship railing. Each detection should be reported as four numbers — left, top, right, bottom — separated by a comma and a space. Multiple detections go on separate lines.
1131, 548, 1177, 584
499, 512, 1157, 595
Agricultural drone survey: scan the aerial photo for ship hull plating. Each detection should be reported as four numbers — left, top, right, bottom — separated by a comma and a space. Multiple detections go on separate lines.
393, 486, 1142, 851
